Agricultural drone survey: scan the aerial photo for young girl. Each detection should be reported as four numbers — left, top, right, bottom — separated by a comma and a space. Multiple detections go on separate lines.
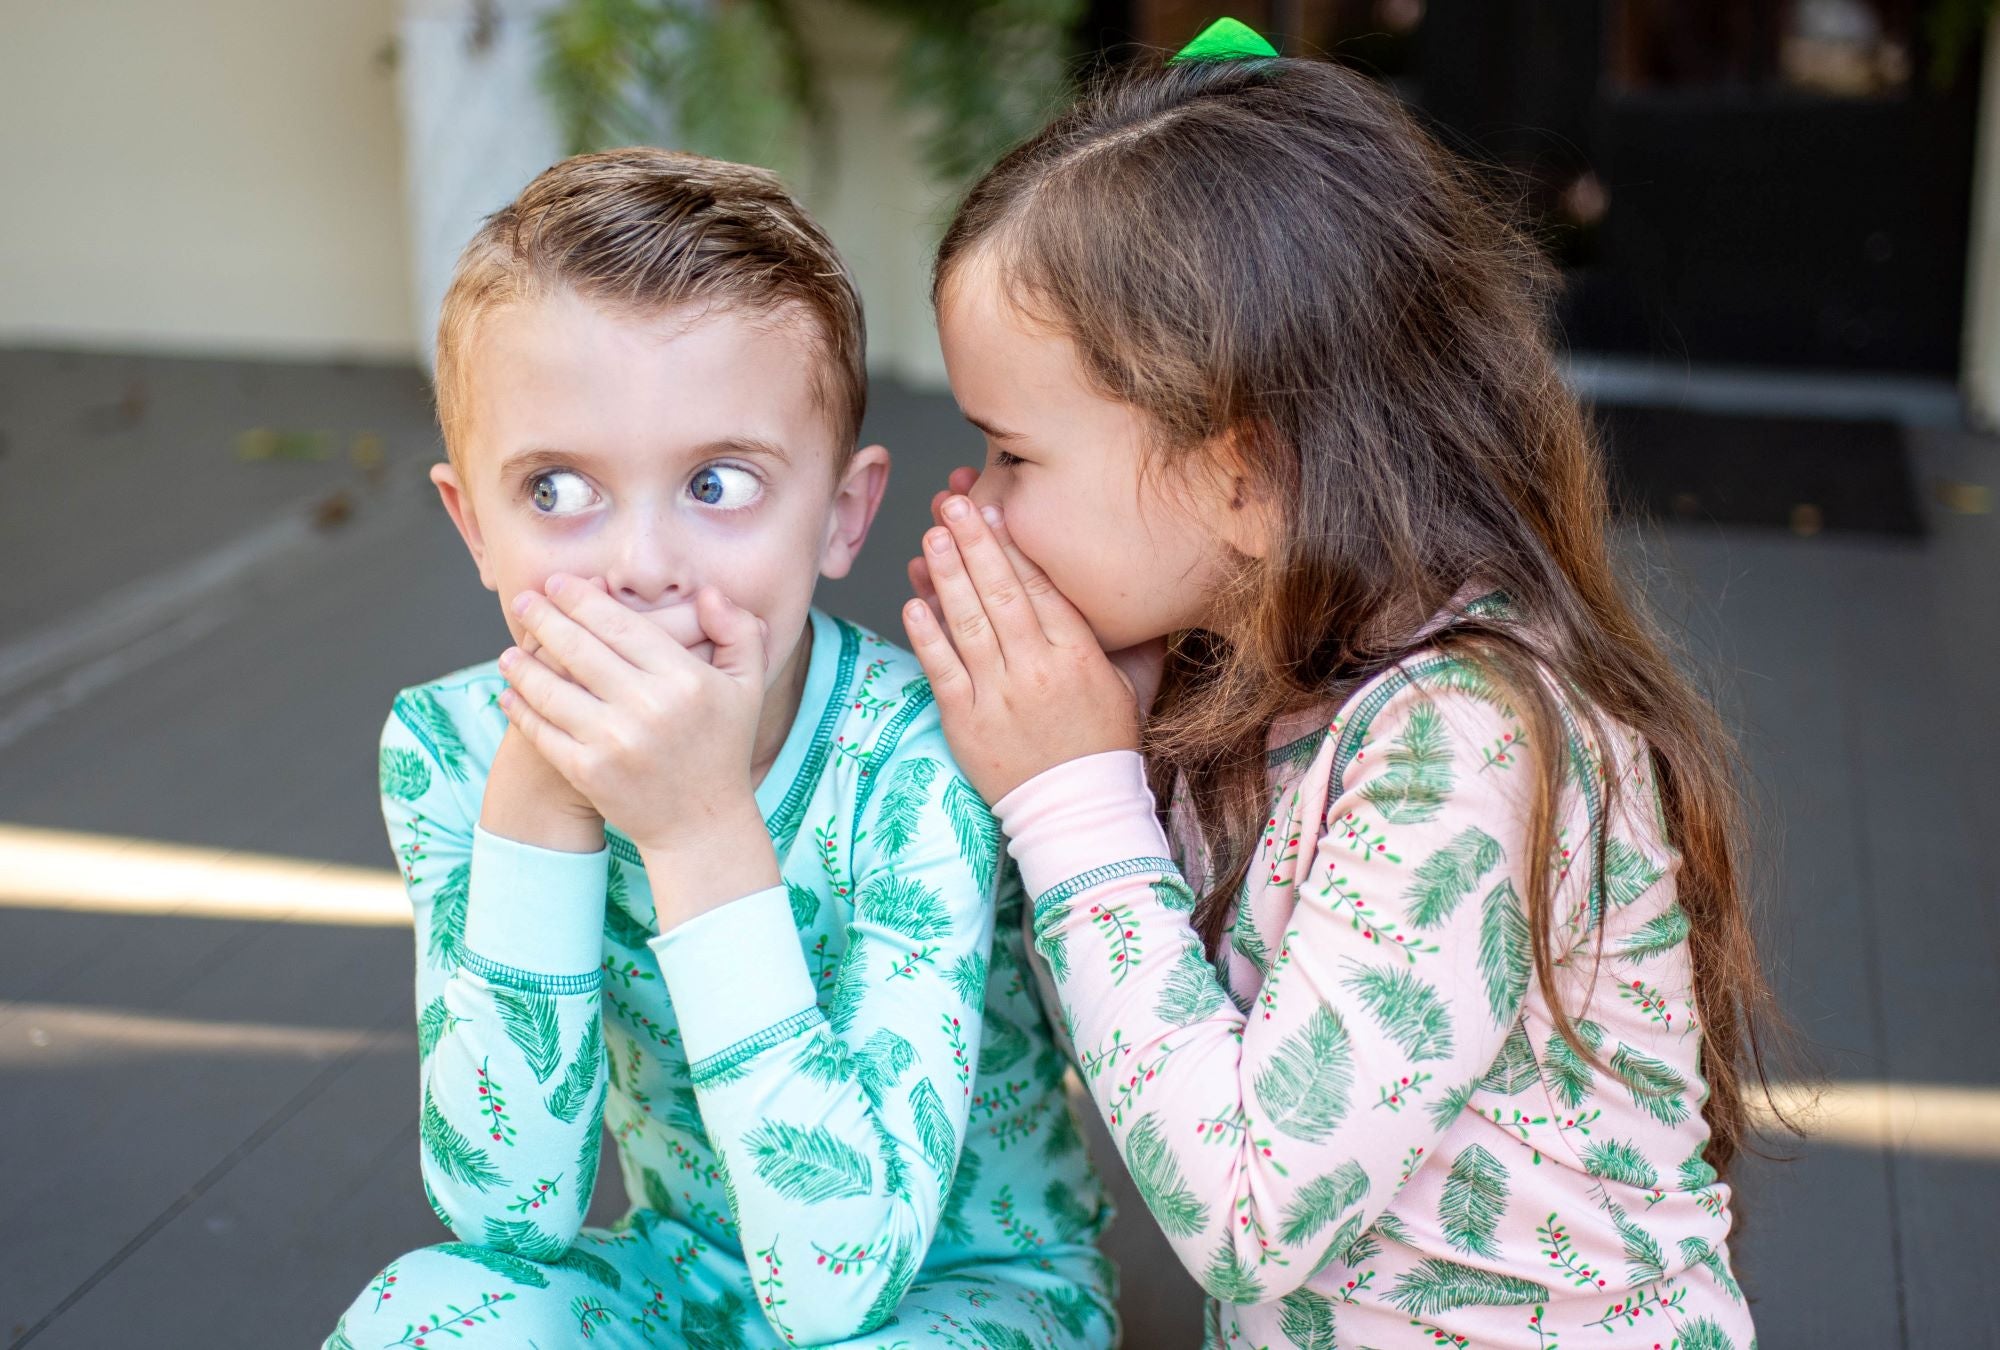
902, 22, 1777, 1349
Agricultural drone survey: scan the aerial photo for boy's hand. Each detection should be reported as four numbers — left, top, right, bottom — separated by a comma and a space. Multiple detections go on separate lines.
495, 575, 771, 865
902, 495, 1142, 803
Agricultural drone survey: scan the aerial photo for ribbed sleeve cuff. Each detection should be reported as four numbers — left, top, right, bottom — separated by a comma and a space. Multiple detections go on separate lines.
464, 823, 609, 978
648, 884, 820, 1066
992, 750, 1174, 895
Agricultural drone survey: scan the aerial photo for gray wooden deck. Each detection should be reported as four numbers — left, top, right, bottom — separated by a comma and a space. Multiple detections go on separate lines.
2, 348, 1995, 1348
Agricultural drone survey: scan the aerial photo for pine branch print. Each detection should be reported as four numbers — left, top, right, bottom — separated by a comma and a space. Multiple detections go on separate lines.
1543, 1019, 1604, 1109
1478, 1021, 1541, 1095
416, 997, 465, 1062
603, 885, 656, 953
856, 873, 950, 940
379, 746, 432, 803
436, 1240, 551, 1288
487, 1214, 575, 1258
855, 1028, 917, 1100
1360, 701, 1455, 823
426, 863, 471, 972
1198, 1239, 1266, 1304
1343, 963, 1455, 1060
968, 1319, 1040, 1350
1403, 827, 1504, 928
395, 687, 469, 780
827, 944, 868, 1034
1607, 1201, 1666, 1284
743, 1120, 873, 1204
1387, 1257, 1549, 1317
1679, 1236, 1744, 1302
1674, 1316, 1737, 1350
1277, 1159, 1370, 1244
1277, 1288, 1338, 1349
1600, 838, 1666, 909
785, 880, 820, 931
1582, 1139, 1659, 1189
1154, 944, 1227, 1026
420, 1091, 503, 1190
1439, 1144, 1509, 1258
872, 756, 938, 859
1152, 875, 1198, 912
1254, 1006, 1354, 1141
857, 1234, 919, 1334
1125, 1111, 1209, 1238
981, 1009, 1029, 1073
1619, 903, 1690, 961
1231, 909, 1271, 975
1610, 1044, 1691, 1125
544, 1015, 604, 1123
1678, 1149, 1719, 1193
1427, 1078, 1479, 1131
938, 1143, 982, 1243
493, 989, 563, 1085
910, 1076, 956, 1184
1478, 879, 1531, 1025
943, 777, 999, 895
1036, 895, 1072, 981
1045, 1177, 1100, 1241
945, 951, 987, 1004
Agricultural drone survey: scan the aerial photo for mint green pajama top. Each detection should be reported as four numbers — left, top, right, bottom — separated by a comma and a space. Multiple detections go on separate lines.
376, 607, 1114, 1346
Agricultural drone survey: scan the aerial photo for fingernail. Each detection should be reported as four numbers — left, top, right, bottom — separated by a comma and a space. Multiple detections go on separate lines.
928, 528, 951, 554
498, 647, 519, 669
981, 505, 1001, 526
943, 497, 969, 521
510, 592, 532, 617
546, 574, 566, 596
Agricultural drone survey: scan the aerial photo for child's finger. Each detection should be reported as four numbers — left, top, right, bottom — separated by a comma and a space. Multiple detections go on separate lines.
497, 658, 591, 773
938, 495, 1043, 654
496, 656, 596, 760
947, 465, 980, 497
978, 504, 1097, 649
922, 523, 1003, 674
901, 596, 972, 708
541, 575, 679, 678
692, 586, 767, 686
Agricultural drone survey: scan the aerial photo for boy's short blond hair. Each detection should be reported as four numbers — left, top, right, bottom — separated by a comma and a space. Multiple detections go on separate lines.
435, 147, 866, 476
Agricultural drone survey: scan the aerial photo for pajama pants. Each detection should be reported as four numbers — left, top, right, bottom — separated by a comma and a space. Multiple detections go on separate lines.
324, 1209, 1119, 1350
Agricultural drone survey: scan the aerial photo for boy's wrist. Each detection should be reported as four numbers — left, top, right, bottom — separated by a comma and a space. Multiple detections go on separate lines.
483, 727, 605, 852
637, 796, 779, 930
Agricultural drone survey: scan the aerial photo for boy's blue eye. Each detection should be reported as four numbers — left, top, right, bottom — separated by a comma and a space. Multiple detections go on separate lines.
689, 464, 761, 509
528, 469, 597, 515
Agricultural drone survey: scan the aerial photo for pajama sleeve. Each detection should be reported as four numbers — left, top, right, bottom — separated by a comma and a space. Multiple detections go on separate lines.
648, 714, 998, 1345
993, 676, 1552, 1302
378, 693, 612, 1258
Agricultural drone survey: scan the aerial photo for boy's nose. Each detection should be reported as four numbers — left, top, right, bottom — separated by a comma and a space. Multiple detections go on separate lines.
603, 520, 690, 609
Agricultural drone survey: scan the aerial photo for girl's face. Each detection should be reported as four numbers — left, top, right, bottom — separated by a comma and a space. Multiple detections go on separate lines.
937, 254, 1255, 653
432, 289, 887, 686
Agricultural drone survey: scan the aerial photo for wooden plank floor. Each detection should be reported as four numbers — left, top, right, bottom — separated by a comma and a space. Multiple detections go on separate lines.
2, 349, 1995, 1348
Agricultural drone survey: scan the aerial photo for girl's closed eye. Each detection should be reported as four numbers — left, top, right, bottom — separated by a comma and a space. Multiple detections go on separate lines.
991, 448, 1027, 470
688, 462, 763, 510
525, 468, 599, 516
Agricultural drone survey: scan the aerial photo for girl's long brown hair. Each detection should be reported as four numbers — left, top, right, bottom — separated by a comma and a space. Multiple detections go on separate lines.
935, 52, 1790, 1179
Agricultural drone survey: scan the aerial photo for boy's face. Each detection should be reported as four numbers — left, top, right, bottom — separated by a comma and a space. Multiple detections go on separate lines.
432, 289, 887, 692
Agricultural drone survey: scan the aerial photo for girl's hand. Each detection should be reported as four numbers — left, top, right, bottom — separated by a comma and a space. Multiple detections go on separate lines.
496, 575, 771, 860
909, 469, 1169, 720
902, 494, 1141, 803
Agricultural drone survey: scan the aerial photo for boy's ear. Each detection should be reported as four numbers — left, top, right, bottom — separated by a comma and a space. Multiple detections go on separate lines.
819, 444, 891, 581
430, 461, 499, 592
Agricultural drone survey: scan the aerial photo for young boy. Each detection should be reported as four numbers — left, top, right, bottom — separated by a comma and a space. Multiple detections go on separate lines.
324, 149, 1115, 1349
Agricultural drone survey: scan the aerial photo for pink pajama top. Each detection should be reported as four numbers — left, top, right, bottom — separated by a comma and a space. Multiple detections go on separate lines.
993, 618, 1754, 1349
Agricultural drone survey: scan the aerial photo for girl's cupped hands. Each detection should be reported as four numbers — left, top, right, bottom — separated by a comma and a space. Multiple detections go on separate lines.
902, 486, 1151, 804
496, 574, 771, 859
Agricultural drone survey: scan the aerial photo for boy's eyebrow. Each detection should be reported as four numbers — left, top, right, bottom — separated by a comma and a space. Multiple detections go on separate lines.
963, 414, 1025, 442
496, 437, 792, 480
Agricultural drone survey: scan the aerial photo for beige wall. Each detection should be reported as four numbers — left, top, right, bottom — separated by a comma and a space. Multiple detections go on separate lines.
0, 0, 416, 360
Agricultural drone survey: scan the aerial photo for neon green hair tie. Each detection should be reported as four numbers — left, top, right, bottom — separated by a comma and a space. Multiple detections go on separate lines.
1168, 16, 1279, 64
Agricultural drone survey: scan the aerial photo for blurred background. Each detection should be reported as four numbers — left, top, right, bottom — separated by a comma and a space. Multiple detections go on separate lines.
1, 1, 1995, 1346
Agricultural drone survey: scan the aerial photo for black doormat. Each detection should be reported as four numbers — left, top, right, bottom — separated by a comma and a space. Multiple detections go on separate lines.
1590, 404, 1924, 537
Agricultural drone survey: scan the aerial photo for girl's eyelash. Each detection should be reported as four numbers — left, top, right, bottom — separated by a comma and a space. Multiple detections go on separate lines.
993, 449, 1026, 468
